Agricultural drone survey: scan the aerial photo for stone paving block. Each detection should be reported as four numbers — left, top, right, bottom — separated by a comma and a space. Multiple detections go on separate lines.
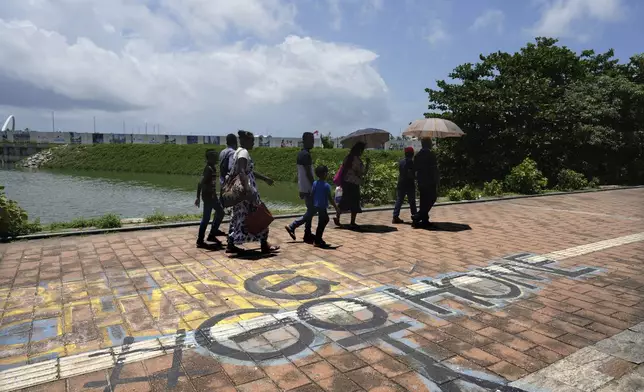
595, 330, 644, 364
596, 364, 644, 392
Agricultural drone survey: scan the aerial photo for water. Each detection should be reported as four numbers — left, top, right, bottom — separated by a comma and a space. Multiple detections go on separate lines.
0, 168, 302, 223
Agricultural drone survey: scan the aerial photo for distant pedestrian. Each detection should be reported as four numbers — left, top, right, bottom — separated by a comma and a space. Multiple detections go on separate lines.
413, 138, 439, 228
226, 130, 280, 254
195, 149, 225, 248
309, 166, 339, 248
392, 146, 417, 224
334, 141, 369, 229
285, 132, 316, 243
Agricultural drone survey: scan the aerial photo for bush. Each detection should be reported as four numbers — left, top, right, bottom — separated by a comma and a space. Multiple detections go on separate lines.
504, 158, 548, 194
145, 210, 168, 224
589, 177, 600, 188
95, 213, 122, 229
362, 162, 398, 205
448, 185, 479, 201
0, 185, 42, 239
460, 185, 479, 200
557, 169, 588, 191
447, 188, 463, 201
482, 180, 504, 197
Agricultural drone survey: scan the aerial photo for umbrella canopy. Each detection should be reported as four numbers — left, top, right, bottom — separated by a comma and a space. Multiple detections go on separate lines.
402, 118, 464, 139
341, 128, 391, 149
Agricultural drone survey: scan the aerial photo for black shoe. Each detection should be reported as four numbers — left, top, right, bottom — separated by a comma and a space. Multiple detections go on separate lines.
213, 229, 227, 236
392, 217, 404, 224
206, 233, 224, 243
314, 240, 330, 248
196, 240, 207, 248
303, 233, 315, 244
285, 225, 296, 240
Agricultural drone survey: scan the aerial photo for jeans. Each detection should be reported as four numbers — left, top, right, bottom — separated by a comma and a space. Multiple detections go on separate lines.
315, 207, 329, 241
289, 193, 314, 236
415, 185, 437, 223
393, 186, 417, 218
198, 197, 224, 241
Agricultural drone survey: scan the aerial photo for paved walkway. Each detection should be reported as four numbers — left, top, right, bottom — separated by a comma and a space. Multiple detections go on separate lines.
1, 188, 643, 391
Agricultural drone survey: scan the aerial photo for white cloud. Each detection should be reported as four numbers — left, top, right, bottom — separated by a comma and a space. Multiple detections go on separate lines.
471, 9, 505, 33
425, 21, 449, 46
530, 0, 625, 40
0, 0, 390, 135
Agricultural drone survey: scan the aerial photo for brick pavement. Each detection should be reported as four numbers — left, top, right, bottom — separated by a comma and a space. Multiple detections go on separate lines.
0, 188, 643, 391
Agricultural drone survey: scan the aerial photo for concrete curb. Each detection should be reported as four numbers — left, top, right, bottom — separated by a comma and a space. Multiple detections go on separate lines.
13, 185, 644, 241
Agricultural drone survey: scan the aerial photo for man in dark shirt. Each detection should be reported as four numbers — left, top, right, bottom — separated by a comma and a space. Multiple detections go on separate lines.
195, 149, 225, 248
285, 132, 316, 243
392, 147, 417, 224
413, 138, 440, 228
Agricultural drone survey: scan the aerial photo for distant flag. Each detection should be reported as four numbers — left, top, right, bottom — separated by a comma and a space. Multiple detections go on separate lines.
313, 130, 319, 135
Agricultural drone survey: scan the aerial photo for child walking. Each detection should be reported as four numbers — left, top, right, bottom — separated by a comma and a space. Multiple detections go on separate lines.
311, 166, 339, 248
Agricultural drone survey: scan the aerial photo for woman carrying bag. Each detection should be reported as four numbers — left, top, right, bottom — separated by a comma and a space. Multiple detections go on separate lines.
224, 130, 280, 254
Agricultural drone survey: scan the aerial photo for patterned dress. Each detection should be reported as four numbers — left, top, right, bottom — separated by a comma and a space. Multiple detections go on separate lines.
228, 148, 269, 245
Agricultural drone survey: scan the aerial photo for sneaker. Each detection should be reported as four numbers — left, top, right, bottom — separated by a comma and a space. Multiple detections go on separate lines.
303, 233, 315, 244
285, 225, 296, 240
392, 217, 404, 224
196, 240, 209, 249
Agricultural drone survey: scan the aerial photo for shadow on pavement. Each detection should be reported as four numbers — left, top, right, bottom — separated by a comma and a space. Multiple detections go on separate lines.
420, 221, 472, 232
227, 250, 279, 260
335, 224, 398, 233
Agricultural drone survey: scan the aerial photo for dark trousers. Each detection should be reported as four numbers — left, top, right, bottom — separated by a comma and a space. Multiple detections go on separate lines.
393, 185, 417, 218
289, 193, 314, 236
315, 207, 329, 241
415, 186, 437, 223
198, 197, 224, 241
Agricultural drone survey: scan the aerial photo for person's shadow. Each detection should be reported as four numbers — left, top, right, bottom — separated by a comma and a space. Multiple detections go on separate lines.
413, 221, 472, 232
335, 224, 398, 233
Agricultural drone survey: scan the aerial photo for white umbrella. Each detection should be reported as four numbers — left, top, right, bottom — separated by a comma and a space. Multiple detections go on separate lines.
402, 118, 464, 139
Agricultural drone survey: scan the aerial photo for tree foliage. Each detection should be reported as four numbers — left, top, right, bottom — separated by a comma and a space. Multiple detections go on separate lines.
427, 38, 644, 186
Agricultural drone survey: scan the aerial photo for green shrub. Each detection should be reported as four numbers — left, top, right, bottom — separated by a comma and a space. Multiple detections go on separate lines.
461, 185, 479, 200
588, 177, 600, 188
482, 180, 504, 197
0, 185, 42, 239
145, 210, 168, 224
557, 169, 588, 191
94, 214, 122, 229
504, 158, 548, 194
362, 162, 398, 205
447, 188, 463, 201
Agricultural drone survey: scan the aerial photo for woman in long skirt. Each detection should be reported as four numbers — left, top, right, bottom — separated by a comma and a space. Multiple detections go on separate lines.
226, 130, 280, 254
334, 141, 369, 229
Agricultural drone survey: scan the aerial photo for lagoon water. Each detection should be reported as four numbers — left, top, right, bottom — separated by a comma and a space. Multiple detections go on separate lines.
0, 168, 302, 223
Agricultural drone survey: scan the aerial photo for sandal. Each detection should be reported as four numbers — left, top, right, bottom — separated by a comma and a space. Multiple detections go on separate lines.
261, 243, 281, 254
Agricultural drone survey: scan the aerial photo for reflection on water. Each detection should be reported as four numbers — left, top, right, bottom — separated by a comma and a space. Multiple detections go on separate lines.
0, 168, 301, 223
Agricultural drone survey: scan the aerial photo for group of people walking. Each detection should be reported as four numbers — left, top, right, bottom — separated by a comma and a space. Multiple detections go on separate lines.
195, 131, 439, 252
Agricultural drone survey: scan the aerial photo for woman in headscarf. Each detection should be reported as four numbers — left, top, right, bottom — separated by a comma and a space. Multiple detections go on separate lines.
334, 141, 369, 229
226, 130, 280, 254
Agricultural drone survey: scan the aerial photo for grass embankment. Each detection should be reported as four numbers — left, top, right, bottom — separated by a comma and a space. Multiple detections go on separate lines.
44, 144, 403, 182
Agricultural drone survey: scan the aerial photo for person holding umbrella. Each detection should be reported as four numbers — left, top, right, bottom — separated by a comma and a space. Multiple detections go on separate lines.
334, 141, 369, 229
402, 118, 465, 227
413, 138, 439, 228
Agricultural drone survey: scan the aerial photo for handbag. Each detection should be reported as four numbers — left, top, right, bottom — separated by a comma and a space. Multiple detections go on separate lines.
220, 149, 251, 208
332, 164, 344, 186
245, 203, 274, 235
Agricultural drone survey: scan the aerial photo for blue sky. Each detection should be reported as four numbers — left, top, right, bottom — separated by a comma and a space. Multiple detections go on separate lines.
0, 0, 642, 136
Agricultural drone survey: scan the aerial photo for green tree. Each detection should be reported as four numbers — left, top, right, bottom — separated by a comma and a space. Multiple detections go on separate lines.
426, 37, 644, 186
